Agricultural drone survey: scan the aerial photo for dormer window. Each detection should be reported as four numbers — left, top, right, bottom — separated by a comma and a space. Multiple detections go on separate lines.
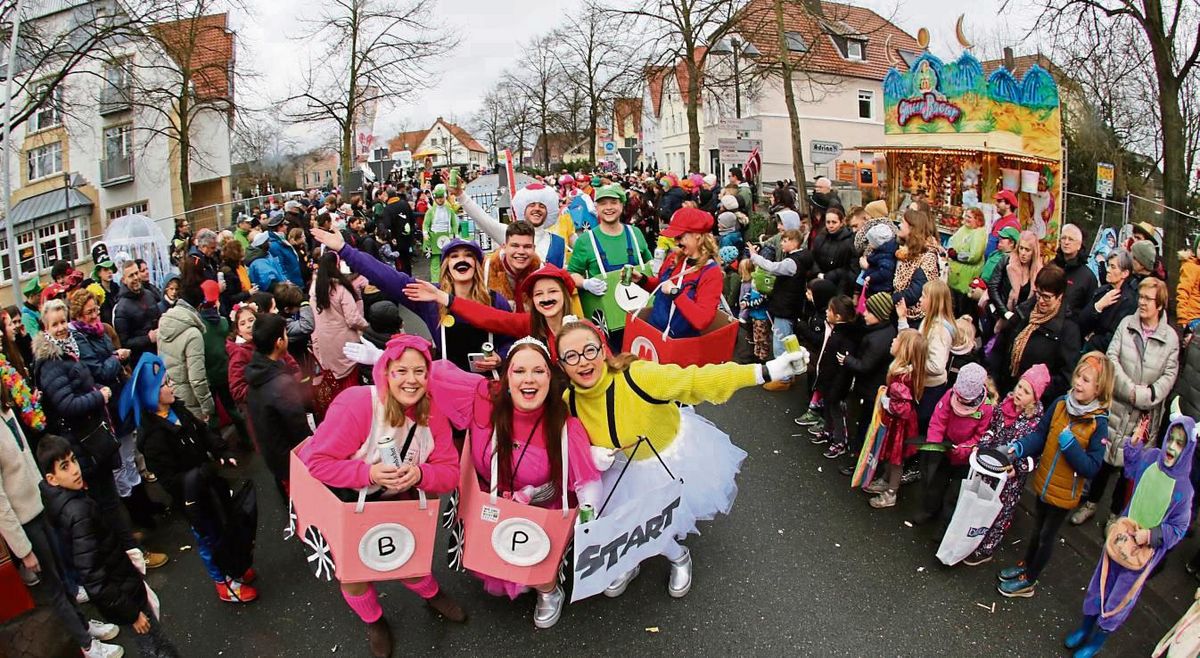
784, 32, 809, 53
847, 40, 864, 61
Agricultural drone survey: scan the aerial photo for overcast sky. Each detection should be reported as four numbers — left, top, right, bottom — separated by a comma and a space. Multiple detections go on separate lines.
230, 0, 1041, 148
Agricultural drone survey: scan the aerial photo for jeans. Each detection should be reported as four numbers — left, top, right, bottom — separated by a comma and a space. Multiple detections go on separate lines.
22, 513, 91, 648
1023, 500, 1071, 581
770, 318, 795, 381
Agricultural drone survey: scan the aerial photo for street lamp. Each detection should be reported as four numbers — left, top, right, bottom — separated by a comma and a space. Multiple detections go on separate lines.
709, 37, 760, 118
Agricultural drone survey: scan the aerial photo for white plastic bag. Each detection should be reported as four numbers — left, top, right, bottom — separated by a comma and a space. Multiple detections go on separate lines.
936, 453, 1008, 566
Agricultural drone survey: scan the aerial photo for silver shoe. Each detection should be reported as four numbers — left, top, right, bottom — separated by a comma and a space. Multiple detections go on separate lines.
602, 565, 641, 598
533, 586, 565, 629
668, 547, 693, 598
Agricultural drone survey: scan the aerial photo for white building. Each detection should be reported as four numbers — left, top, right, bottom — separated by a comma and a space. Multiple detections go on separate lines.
646, 0, 920, 183
386, 117, 490, 170
3, 1, 234, 291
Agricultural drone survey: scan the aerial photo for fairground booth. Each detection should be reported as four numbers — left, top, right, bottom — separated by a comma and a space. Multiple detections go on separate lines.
859, 49, 1065, 259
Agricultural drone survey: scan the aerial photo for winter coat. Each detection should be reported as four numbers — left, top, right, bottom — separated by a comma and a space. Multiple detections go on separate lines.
245, 247, 285, 293
1077, 276, 1139, 354
810, 226, 857, 294
70, 325, 130, 437
796, 278, 836, 351
188, 246, 220, 282
657, 187, 687, 222
244, 351, 310, 483
946, 225, 987, 294
766, 251, 807, 320
812, 321, 858, 402
310, 282, 368, 380
863, 239, 897, 296
1177, 257, 1200, 326
845, 320, 896, 399
1105, 313, 1179, 466
112, 286, 161, 362
925, 390, 994, 465
218, 263, 251, 318
891, 247, 941, 321
96, 281, 119, 326
0, 410, 43, 558
267, 232, 304, 288
1172, 335, 1200, 421
1053, 250, 1098, 319
899, 315, 954, 389
993, 298, 1081, 405
157, 300, 214, 420
881, 374, 919, 466
40, 481, 146, 624
1014, 397, 1108, 509
137, 401, 225, 504
31, 334, 110, 474
20, 304, 40, 338
199, 309, 231, 390
986, 254, 1030, 315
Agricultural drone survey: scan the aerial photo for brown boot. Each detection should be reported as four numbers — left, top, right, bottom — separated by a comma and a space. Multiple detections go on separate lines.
763, 379, 792, 392
426, 590, 467, 622
366, 617, 393, 658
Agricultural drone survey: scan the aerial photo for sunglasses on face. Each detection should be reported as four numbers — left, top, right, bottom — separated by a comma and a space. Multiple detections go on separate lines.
560, 343, 603, 366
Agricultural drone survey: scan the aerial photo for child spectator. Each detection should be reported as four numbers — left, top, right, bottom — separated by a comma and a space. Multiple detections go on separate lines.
898, 279, 955, 432
809, 296, 859, 459
916, 362, 994, 524
860, 223, 897, 296
363, 300, 403, 351
375, 226, 402, 268
38, 435, 181, 656
999, 352, 1113, 598
963, 364, 1049, 566
946, 316, 980, 390
793, 278, 837, 424
739, 261, 772, 363
197, 282, 249, 448
244, 313, 311, 499
274, 282, 315, 369
840, 292, 897, 474
748, 229, 807, 392
865, 328, 927, 508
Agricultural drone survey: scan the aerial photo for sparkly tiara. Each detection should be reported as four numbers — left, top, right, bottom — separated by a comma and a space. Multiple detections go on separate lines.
511, 335, 550, 356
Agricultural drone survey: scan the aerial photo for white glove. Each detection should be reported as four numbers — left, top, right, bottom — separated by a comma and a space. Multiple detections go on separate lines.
590, 445, 618, 471
581, 277, 608, 295
344, 335, 383, 366
880, 394, 891, 413
765, 348, 809, 382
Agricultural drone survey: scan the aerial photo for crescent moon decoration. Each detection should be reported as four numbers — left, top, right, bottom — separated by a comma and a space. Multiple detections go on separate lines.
917, 27, 930, 50
884, 34, 900, 67
956, 14, 975, 49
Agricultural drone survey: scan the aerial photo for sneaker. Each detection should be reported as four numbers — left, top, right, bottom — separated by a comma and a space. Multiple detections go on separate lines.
1070, 501, 1097, 526
997, 577, 1036, 598
869, 490, 897, 508
216, 580, 258, 603
82, 639, 124, 658
603, 565, 641, 598
87, 620, 119, 641
962, 554, 993, 567
144, 551, 168, 569
794, 410, 821, 426
900, 465, 921, 485
997, 564, 1026, 582
864, 478, 889, 494
838, 463, 855, 477
808, 431, 829, 446
241, 567, 257, 584
762, 380, 792, 392
823, 443, 847, 459
142, 471, 157, 483
75, 586, 90, 604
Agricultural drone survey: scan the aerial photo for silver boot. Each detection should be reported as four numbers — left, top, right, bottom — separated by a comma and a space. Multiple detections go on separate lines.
668, 547, 692, 598
533, 586, 565, 629
602, 565, 641, 598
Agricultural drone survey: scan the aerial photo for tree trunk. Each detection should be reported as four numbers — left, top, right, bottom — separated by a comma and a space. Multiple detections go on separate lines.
178, 92, 192, 212
1143, 0, 1189, 275
776, 0, 809, 217
685, 59, 702, 173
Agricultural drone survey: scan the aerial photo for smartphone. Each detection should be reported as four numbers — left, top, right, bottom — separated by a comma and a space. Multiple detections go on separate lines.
467, 352, 487, 372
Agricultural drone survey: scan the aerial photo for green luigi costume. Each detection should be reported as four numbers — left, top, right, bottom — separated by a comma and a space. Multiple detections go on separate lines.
422, 183, 461, 279
20, 277, 43, 337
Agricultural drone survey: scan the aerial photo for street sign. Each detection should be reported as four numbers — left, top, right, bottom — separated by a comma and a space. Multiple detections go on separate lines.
393, 150, 412, 166
810, 140, 843, 165
602, 141, 617, 155
1096, 162, 1114, 198
718, 138, 762, 152
718, 118, 762, 132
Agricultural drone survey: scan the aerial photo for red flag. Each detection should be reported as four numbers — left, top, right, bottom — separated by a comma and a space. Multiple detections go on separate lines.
742, 146, 762, 182
504, 149, 517, 198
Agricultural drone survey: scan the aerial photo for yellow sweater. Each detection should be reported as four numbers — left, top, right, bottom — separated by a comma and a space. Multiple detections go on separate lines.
566, 360, 758, 459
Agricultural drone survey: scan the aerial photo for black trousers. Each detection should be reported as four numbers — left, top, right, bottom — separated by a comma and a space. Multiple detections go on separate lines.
1023, 500, 1071, 581
1085, 461, 1129, 517
919, 451, 968, 519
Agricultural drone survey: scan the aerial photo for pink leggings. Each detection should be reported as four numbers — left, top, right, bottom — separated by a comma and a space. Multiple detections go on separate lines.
340, 575, 440, 623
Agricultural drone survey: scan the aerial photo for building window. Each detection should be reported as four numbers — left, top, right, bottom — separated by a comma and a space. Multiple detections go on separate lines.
858, 90, 874, 119
0, 221, 81, 283
847, 40, 864, 61
107, 202, 148, 221
29, 84, 63, 132
784, 32, 809, 52
26, 142, 63, 181
104, 124, 133, 159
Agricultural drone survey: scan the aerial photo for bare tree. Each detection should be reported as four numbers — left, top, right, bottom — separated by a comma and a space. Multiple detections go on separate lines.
498, 88, 535, 168
232, 111, 297, 193
505, 37, 561, 170
471, 90, 506, 165
284, 0, 458, 190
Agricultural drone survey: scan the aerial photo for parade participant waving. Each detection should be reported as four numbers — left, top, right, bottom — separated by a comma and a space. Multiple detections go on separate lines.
568, 185, 653, 350
554, 318, 807, 598
457, 182, 573, 267
630, 208, 724, 339
299, 335, 466, 658
421, 184, 461, 278
462, 338, 601, 628
1065, 410, 1194, 658
404, 264, 580, 352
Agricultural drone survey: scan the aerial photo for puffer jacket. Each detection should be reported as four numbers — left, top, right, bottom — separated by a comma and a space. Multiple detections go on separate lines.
70, 325, 131, 437
112, 285, 160, 362
157, 300, 213, 420
226, 337, 254, 403
1173, 335, 1200, 421
810, 226, 857, 294
925, 389, 994, 465
1014, 397, 1108, 509
267, 232, 304, 287
138, 401, 226, 504
1105, 313, 1179, 465
845, 320, 897, 399
1177, 256, 1200, 327
40, 481, 146, 624
245, 246, 285, 293
31, 334, 111, 474
199, 308, 231, 390
863, 239, 897, 296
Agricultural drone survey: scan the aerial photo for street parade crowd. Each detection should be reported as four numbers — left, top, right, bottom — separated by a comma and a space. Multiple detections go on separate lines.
4, 160, 1200, 658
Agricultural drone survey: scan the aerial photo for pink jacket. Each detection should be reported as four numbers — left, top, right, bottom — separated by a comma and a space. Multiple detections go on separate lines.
926, 389, 995, 465
298, 386, 458, 494
310, 281, 368, 379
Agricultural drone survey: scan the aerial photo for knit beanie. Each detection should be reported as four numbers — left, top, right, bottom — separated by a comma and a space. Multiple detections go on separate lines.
718, 211, 737, 228
721, 195, 739, 211
1020, 363, 1051, 400
718, 245, 739, 263
866, 223, 894, 249
865, 291, 893, 321
864, 199, 888, 219
1131, 240, 1156, 271
953, 362, 987, 406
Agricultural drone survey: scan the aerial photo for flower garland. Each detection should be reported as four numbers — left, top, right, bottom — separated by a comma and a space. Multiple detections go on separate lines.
0, 353, 45, 431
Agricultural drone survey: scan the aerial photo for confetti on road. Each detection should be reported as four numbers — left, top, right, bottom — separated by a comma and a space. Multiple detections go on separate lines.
903, 521, 913, 528
778, 529, 784, 535
817, 467, 823, 472
646, 627, 660, 633
835, 543, 841, 548
916, 567, 926, 573
179, 545, 192, 551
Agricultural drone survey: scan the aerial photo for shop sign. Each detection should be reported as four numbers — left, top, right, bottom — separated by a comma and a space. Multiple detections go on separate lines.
1096, 162, 1114, 198
897, 92, 963, 126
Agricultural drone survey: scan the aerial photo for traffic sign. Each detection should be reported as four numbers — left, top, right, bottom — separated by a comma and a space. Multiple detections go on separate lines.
602, 141, 617, 155
810, 140, 843, 165
718, 118, 762, 132
1096, 162, 1114, 198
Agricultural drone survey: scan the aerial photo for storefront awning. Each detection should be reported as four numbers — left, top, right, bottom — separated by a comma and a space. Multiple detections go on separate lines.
9, 187, 93, 227
854, 143, 1059, 166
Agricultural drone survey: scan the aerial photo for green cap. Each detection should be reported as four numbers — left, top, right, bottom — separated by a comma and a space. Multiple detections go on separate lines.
432, 184, 447, 198
21, 277, 42, 296
998, 226, 1021, 244
594, 184, 627, 204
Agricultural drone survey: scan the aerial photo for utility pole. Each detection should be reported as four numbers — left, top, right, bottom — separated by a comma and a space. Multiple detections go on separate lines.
2, 0, 27, 305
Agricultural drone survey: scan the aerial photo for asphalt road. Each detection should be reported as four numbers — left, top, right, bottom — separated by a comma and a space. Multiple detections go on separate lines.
94, 366, 1197, 658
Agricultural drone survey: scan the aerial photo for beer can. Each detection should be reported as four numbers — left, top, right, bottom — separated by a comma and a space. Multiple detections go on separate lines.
377, 434, 403, 468
782, 334, 801, 354
621, 264, 633, 286
578, 504, 595, 523
481, 342, 494, 359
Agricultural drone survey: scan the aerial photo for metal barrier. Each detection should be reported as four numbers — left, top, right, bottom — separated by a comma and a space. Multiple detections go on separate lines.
153, 194, 288, 237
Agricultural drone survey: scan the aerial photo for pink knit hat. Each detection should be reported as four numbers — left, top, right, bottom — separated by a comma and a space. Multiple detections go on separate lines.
372, 334, 433, 400
1020, 364, 1051, 400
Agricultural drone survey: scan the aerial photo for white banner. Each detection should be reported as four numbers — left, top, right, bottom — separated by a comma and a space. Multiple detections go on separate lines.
570, 478, 684, 602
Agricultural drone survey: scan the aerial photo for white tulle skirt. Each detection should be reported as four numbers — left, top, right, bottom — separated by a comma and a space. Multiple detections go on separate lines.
598, 406, 747, 538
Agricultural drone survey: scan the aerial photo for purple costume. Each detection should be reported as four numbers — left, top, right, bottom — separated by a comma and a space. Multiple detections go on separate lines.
1081, 415, 1195, 632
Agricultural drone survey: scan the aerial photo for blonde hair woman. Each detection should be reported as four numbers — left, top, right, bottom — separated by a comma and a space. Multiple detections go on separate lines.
630, 208, 725, 338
